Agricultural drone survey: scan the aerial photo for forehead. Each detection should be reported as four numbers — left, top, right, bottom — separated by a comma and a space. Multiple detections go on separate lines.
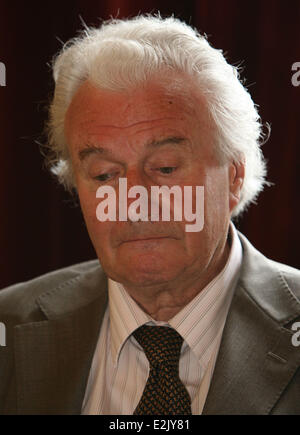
64, 75, 211, 140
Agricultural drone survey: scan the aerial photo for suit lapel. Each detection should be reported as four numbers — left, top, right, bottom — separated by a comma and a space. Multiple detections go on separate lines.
203, 233, 300, 415
14, 265, 108, 415
203, 284, 300, 414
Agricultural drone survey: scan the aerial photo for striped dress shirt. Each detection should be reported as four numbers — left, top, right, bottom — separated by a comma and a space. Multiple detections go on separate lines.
81, 222, 242, 414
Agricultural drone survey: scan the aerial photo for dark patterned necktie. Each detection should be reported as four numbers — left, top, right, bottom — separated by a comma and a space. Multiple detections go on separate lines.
132, 325, 192, 415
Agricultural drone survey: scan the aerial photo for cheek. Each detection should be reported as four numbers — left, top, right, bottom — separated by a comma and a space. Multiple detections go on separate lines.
205, 169, 229, 211
78, 187, 107, 241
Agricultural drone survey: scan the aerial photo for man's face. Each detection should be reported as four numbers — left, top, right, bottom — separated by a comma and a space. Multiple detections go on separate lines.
65, 76, 238, 291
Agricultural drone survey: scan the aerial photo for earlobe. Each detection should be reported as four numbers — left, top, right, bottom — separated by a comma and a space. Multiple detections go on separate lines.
229, 160, 245, 212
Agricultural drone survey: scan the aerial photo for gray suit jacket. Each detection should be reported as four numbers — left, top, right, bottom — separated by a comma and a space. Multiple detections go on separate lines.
0, 232, 299, 415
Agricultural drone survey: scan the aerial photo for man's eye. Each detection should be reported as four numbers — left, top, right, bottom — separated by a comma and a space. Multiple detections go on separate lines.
94, 173, 112, 182
158, 167, 177, 174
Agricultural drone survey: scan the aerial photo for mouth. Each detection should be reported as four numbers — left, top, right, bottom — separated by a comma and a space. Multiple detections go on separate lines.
122, 236, 171, 244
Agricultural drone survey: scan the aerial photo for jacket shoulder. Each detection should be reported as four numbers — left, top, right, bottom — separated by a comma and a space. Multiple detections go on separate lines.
267, 259, 300, 301
238, 231, 300, 295
0, 259, 100, 324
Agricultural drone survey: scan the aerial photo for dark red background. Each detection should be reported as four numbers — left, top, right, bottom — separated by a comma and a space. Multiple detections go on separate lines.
0, 0, 299, 289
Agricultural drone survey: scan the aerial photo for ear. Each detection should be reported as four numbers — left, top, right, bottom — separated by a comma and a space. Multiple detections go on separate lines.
229, 159, 245, 213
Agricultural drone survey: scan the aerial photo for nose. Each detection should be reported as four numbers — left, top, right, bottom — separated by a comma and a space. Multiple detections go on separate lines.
119, 167, 151, 222
125, 167, 149, 191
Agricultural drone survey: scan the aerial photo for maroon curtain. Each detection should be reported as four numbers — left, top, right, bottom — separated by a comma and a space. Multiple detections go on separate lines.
1, 0, 299, 289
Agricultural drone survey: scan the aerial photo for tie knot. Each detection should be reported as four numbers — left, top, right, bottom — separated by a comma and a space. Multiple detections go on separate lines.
133, 325, 183, 369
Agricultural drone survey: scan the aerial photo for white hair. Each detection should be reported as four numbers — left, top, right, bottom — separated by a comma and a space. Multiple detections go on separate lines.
47, 14, 269, 217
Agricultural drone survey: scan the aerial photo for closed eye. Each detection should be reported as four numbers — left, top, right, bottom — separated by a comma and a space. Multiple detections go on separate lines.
157, 167, 177, 174
94, 173, 114, 182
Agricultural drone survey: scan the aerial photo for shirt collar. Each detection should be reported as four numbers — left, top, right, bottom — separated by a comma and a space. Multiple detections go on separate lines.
108, 221, 242, 366
108, 279, 153, 364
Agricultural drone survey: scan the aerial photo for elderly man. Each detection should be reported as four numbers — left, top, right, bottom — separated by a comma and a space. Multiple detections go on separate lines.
0, 15, 299, 415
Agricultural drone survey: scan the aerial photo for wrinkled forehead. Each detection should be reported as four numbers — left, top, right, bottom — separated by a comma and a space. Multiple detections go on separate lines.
64, 72, 212, 132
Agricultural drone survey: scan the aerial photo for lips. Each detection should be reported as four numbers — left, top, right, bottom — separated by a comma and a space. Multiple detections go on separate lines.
123, 236, 170, 243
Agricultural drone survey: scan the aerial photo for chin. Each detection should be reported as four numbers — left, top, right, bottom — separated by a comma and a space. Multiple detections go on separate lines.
119, 270, 176, 288
97, 241, 186, 286
109, 257, 181, 288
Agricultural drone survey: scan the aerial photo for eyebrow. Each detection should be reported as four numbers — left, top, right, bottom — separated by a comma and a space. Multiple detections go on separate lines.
78, 136, 187, 161
148, 136, 186, 148
78, 145, 108, 161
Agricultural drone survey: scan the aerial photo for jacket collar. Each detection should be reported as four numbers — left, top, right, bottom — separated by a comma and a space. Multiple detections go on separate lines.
237, 233, 300, 326
203, 232, 300, 414
35, 261, 108, 320
14, 263, 108, 414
